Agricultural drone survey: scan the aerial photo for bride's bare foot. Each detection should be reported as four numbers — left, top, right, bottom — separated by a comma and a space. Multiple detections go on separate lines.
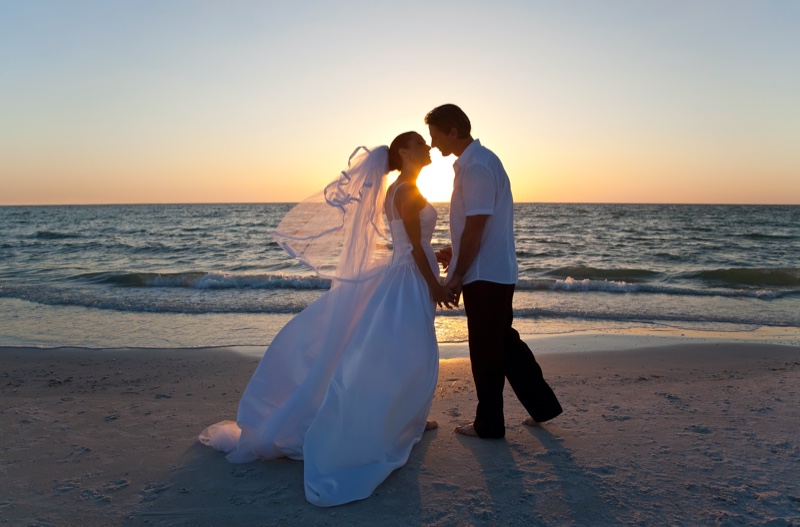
523, 417, 540, 427
425, 420, 438, 431
454, 424, 480, 437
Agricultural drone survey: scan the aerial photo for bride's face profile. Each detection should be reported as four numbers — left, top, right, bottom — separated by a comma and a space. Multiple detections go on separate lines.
401, 134, 432, 172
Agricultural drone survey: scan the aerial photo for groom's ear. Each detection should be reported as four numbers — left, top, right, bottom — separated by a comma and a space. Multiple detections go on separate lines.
448, 127, 459, 139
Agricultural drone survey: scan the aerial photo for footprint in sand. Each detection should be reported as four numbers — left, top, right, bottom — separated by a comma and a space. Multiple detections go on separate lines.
79, 488, 111, 503
685, 424, 712, 434
105, 479, 130, 492
140, 481, 173, 502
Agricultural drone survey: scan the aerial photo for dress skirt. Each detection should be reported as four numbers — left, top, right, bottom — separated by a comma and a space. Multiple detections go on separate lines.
199, 257, 438, 506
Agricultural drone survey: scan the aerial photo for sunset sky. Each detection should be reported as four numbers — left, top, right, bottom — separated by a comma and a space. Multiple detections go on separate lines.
2, 1, 799, 205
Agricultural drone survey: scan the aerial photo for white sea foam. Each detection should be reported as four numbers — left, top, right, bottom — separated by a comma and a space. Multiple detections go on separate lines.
2, 203, 800, 347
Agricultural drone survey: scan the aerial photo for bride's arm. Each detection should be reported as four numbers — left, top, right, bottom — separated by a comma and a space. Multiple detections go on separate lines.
395, 186, 456, 308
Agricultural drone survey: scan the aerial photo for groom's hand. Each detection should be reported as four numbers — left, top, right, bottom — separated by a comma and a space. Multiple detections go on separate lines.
445, 276, 463, 307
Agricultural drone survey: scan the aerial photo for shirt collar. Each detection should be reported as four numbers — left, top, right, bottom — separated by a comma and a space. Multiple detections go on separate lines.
453, 139, 481, 174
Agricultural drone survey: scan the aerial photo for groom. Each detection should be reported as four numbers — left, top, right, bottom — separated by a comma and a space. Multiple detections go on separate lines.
426, 104, 563, 439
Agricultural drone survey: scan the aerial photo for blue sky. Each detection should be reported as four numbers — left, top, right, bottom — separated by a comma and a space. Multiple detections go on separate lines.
2, 1, 799, 204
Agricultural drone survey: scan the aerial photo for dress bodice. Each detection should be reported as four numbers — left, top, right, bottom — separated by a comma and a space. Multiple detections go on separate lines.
387, 189, 438, 274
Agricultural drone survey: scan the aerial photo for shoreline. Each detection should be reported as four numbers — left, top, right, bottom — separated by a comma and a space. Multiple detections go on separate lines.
2, 337, 799, 526
4, 324, 798, 358
4, 295, 800, 351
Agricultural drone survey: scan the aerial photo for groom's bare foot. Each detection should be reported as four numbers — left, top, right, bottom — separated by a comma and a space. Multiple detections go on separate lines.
523, 417, 541, 427
425, 420, 438, 431
454, 424, 480, 437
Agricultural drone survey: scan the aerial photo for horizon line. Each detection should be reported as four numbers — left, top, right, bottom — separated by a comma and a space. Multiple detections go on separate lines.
1, 201, 799, 207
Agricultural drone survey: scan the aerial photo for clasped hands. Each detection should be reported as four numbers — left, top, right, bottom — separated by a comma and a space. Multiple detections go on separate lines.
435, 247, 461, 309
434, 283, 459, 309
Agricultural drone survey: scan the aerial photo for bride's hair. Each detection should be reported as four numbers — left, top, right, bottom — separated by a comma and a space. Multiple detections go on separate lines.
387, 132, 418, 172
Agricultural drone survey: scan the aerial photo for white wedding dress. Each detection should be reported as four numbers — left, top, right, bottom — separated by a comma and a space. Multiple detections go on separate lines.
199, 191, 439, 507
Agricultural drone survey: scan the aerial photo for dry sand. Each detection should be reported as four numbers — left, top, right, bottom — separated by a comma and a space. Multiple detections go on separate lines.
1, 339, 799, 526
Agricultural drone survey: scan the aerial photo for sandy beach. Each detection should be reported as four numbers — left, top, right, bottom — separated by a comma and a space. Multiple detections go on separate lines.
2, 337, 799, 527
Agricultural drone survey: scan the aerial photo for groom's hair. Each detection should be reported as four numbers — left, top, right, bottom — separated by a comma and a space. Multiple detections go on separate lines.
425, 104, 471, 139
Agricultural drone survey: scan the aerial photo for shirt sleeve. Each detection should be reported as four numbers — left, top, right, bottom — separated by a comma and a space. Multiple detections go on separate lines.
460, 163, 495, 216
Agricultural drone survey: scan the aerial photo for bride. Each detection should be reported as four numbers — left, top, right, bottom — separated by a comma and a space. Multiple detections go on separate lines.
199, 131, 455, 507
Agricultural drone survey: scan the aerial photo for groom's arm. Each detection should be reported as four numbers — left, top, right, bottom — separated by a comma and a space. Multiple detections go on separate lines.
446, 161, 493, 299
445, 214, 488, 297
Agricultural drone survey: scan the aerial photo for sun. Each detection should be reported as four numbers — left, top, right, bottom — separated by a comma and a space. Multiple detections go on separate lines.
417, 149, 455, 202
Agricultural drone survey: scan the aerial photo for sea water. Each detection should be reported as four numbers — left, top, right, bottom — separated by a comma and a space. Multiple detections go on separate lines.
1, 203, 798, 349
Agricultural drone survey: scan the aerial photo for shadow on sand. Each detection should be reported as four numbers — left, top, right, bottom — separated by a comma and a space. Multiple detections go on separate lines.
450, 423, 622, 526
124, 432, 436, 527
523, 425, 623, 525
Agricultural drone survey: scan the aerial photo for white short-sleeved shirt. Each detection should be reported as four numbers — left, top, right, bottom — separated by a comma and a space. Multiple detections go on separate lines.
447, 139, 519, 285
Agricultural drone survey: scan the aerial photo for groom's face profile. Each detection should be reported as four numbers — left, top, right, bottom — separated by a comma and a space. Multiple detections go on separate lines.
428, 124, 456, 157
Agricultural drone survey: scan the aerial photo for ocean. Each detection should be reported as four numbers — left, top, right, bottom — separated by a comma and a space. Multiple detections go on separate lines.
1, 203, 798, 349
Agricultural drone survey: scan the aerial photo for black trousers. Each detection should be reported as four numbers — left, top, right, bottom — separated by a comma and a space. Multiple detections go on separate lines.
462, 280, 563, 438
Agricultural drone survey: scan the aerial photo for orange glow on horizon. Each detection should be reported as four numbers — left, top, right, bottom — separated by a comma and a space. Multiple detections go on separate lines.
416, 150, 455, 203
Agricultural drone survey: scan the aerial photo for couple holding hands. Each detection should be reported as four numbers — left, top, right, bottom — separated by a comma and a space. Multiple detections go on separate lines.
200, 104, 562, 506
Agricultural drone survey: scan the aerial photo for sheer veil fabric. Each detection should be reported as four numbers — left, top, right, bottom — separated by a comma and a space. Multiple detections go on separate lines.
272, 146, 392, 283
199, 146, 440, 507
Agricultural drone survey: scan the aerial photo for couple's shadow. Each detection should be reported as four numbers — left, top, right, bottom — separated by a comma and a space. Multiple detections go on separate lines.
124, 431, 436, 527
123, 425, 616, 526
455, 424, 618, 526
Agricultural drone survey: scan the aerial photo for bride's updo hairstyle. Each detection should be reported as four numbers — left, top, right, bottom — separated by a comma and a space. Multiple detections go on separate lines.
387, 131, 418, 172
